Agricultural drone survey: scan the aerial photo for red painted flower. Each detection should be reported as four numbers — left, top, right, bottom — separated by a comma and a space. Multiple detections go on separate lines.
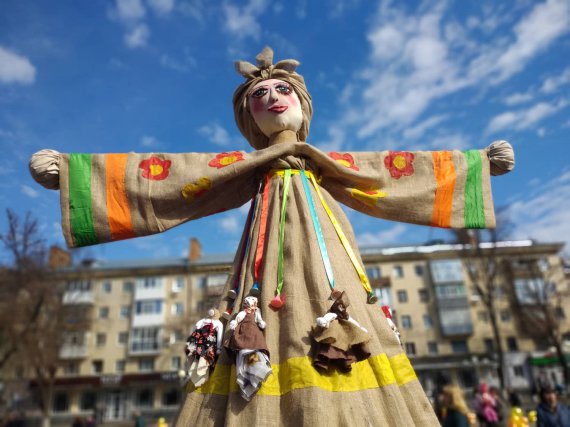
384, 151, 415, 179
329, 152, 359, 171
139, 157, 172, 181
208, 151, 245, 169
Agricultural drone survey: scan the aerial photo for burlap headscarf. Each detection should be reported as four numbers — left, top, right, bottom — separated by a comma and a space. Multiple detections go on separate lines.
233, 46, 313, 150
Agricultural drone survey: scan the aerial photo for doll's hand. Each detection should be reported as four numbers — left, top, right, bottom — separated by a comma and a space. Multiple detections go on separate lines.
487, 140, 514, 176
229, 320, 238, 330
316, 312, 337, 328
257, 320, 266, 330
29, 149, 61, 190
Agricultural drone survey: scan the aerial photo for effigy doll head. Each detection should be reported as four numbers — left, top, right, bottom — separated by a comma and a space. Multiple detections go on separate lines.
233, 46, 313, 149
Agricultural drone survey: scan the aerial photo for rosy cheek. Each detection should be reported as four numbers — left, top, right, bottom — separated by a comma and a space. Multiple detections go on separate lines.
287, 94, 298, 107
250, 98, 265, 115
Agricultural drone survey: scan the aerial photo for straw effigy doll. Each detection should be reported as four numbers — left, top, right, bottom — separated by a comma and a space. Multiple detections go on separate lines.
29, 46, 514, 426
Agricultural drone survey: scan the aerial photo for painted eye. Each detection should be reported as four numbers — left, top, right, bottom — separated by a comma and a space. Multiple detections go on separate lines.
251, 87, 268, 98
276, 84, 292, 94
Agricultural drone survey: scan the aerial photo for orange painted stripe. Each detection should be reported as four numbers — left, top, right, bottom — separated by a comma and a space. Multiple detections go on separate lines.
105, 154, 136, 241
431, 151, 456, 228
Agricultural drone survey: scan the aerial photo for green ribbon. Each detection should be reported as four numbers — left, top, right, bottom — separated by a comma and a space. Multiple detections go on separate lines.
276, 169, 292, 296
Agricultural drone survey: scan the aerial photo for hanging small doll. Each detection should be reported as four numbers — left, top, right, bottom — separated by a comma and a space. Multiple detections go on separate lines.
311, 289, 372, 373
224, 296, 272, 401
183, 308, 223, 387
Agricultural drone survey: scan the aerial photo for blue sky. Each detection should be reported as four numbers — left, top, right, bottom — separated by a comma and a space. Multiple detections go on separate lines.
1, 0, 569, 262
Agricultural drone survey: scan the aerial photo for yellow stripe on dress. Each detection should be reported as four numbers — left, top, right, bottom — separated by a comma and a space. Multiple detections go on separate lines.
187, 353, 417, 396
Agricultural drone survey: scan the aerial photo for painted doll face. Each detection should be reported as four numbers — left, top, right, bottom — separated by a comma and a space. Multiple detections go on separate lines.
248, 79, 303, 138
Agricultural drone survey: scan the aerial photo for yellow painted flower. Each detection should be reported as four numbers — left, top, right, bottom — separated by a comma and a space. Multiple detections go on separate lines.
351, 188, 387, 207
181, 177, 212, 201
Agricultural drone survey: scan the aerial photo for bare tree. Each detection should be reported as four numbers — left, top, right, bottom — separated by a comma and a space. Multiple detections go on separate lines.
0, 209, 89, 427
504, 257, 570, 386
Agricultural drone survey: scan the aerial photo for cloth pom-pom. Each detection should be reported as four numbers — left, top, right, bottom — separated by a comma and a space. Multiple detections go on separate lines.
29, 149, 60, 190
269, 294, 286, 309
487, 140, 515, 176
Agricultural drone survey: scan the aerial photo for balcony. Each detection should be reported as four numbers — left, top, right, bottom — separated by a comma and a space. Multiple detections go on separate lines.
134, 286, 164, 300
62, 291, 94, 305
132, 313, 164, 327
59, 344, 88, 359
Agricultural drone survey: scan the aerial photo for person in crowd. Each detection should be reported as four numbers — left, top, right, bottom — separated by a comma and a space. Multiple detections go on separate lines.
473, 382, 500, 427
537, 385, 570, 427
441, 385, 472, 427
490, 386, 506, 424
507, 387, 522, 408
71, 416, 84, 427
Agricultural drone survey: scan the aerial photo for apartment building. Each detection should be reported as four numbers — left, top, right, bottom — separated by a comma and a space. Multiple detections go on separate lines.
1, 239, 568, 423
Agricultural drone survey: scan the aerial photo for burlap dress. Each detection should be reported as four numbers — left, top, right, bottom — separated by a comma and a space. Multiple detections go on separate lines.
51, 141, 503, 426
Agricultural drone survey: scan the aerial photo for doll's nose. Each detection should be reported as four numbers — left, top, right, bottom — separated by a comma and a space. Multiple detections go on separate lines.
269, 88, 279, 102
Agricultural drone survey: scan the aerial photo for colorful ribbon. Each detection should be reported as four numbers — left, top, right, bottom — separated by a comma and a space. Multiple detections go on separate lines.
300, 170, 335, 290
275, 169, 292, 298
307, 173, 377, 303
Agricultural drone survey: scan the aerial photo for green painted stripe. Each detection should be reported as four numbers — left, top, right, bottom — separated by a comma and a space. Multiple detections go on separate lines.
463, 150, 485, 228
69, 154, 98, 246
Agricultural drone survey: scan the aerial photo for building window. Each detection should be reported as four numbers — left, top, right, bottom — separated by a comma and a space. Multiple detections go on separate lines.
138, 358, 155, 372
451, 340, 468, 354
99, 307, 109, 319
138, 277, 163, 289
63, 362, 79, 375
172, 277, 185, 293
66, 280, 91, 292
123, 281, 134, 293
397, 290, 408, 303
500, 310, 511, 322
405, 342, 416, 355
162, 388, 181, 407
116, 360, 126, 373
171, 302, 184, 316
477, 311, 489, 323
423, 314, 433, 329
513, 365, 525, 377
120, 306, 131, 319
556, 307, 566, 320
507, 336, 518, 352
136, 389, 154, 408
92, 360, 103, 374
414, 265, 424, 276
435, 283, 466, 298
53, 392, 69, 412
366, 267, 381, 279
418, 289, 429, 303
118, 332, 129, 345
96, 333, 107, 346
102, 282, 112, 293
131, 327, 160, 352
428, 341, 438, 354
401, 315, 412, 329
171, 356, 181, 370
170, 330, 183, 345
494, 285, 505, 298
393, 265, 404, 278
80, 392, 96, 411
484, 338, 494, 353
135, 300, 163, 315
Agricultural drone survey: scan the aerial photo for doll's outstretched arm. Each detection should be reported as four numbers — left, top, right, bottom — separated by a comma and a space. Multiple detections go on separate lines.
215, 320, 224, 353
255, 309, 266, 330
346, 316, 368, 333
324, 141, 514, 229
316, 312, 338, 328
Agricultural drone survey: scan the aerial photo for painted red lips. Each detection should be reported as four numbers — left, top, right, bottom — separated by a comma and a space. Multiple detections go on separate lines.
268, 105, 288, 113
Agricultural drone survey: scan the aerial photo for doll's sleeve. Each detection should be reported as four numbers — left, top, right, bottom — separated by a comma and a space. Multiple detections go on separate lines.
323, 142, 514, 229
57, 151, 258, 247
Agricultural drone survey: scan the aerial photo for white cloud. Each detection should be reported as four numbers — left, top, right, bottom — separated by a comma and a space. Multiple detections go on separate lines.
219, 213, 241, 234
114, 0, 146, 23
503, 91, 534, 106
147, 0, 175, 16
491, 0, 570, 84
429, 133, 470, 150
160, 53, 196, 73
21, 185, 39, 198
487, 100, 567, 134
327, 1, 570, 150
358, 224, 408, 246
222, 0, 267, 40
541, 67, 570, 94
124, 23, 150, 48
402, 115, 448, 140
198, 123, 231, 147
506, 171, 570, 253
0, 47, 36, 85
140, 135, 160, 147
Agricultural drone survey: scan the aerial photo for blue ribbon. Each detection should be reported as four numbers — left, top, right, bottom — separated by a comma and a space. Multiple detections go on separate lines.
300, 170, 335, 290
